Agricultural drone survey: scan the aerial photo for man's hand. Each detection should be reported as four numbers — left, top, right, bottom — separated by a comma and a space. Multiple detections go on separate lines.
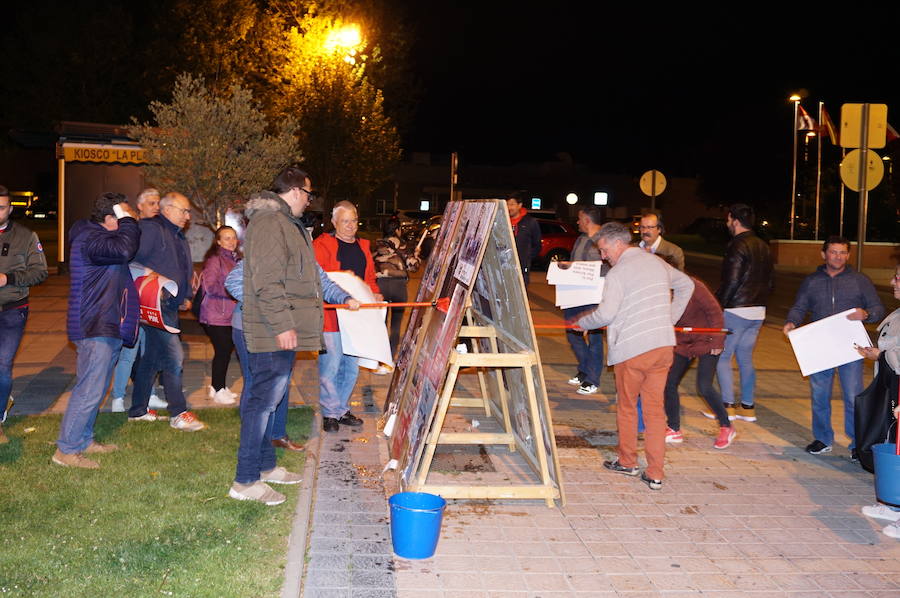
347, 299, 361, 311
0, 273, 7, 288
710, 348, 723, 356
857, 345, 881, 360
276, 329, 297, 350
847, 308, 868, 321
180, 299, 192, 311
374, 293, 384, 302
782, 322, 795, 336
119, 202, 139, 220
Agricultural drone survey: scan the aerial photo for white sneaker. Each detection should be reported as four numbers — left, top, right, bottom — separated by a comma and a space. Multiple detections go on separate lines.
213, 388, 237, 405
170, 411, 206, 431
260, 466, 302, 485
372, 365, 391, 376
883, 521, 900, 539
148, 394, 168, 409
223, 387, 239, 401
229, 481, 285, 506
110, 397, 125, 413
862, 503, 900, 522
208, 385, 217, 399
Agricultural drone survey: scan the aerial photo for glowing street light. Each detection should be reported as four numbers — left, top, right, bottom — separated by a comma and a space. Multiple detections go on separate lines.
325, 24, 362, 63
565, 192, 578, 205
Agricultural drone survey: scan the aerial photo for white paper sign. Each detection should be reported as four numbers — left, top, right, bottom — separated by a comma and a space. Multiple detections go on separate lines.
325, 271, 394, 370
546, 261, 604, 285
787, 308, 872, 376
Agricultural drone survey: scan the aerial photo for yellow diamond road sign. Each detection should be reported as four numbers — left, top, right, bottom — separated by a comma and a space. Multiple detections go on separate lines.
840, 103, 888, 149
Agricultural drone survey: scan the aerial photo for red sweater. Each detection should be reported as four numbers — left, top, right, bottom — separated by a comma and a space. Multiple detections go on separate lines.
675, 277, 725, 358
313, 233, 379, 332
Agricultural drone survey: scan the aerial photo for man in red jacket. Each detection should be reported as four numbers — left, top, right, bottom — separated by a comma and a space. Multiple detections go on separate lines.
313, 201, 383, 432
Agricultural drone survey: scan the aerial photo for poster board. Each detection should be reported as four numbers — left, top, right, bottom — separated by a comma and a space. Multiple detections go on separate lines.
382, 200, 563, 502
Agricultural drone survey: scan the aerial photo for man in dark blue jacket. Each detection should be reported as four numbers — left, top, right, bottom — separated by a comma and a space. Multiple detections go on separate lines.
783, 236, 885, 458
54, 193, 139, 469
128, 192, 206, 431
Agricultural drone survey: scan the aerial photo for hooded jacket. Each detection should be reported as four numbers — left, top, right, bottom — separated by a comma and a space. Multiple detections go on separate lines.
66, 217, 140, 345
241, 191, 323, 353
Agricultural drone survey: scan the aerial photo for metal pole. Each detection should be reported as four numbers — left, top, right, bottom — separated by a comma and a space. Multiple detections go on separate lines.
790, 100, 799, 239
839, 148, 846, 237
449, 151, 458, 205
815, 101, 823, 240
856, 104, 870, 272
57, 154, 66, 267
651, 170, 656, 211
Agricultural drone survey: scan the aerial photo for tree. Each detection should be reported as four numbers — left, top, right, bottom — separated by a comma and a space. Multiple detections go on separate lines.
128, 73, 300, 228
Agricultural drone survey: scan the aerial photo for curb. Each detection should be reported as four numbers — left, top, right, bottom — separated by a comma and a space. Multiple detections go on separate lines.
281, 411, 322, 598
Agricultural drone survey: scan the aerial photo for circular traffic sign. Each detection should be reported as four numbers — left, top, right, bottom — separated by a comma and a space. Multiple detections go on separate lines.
639, 170, 667, 196
840, 149, 884, 191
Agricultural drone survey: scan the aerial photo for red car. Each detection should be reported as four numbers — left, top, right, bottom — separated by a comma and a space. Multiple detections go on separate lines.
534, 218, 579, 269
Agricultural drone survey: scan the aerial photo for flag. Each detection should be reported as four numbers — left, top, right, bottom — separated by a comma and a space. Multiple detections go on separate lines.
797, 105, 817, 131
820, 106, 839, 145
887, 122, 899, 143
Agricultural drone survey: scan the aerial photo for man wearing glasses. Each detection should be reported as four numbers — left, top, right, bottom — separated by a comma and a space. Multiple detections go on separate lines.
127, 192, 207, 431
638, 212, 684, 271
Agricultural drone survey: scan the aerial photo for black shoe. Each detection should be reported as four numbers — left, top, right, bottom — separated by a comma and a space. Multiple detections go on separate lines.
805, 440, 832, 455
850, 448, 860, 462
338, 412, 363, 427
640, 471, 662, 490
323, 417, 339, 432
603, 460, 640, 476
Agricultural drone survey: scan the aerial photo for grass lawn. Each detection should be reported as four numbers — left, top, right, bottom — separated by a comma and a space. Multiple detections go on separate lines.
0, 407, 312, 598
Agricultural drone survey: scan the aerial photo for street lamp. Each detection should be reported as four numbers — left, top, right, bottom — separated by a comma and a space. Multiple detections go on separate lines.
789, 93, 802, 239
565, 193, 578, 205
325, 24, 362, 63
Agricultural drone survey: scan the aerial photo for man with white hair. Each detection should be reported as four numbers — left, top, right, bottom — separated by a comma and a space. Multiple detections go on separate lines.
577, 221, 694, 490
313, 201, 383, 432
136, 187, 161, 220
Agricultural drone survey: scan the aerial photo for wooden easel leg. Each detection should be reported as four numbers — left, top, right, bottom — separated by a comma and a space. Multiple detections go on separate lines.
415, 362, 462, 489
522, 364, 555, 507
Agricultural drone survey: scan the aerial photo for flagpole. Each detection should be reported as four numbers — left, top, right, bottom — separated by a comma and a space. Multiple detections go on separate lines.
839, 147, 846, 237
790, 95, 800, 240
815, 101, 823, 240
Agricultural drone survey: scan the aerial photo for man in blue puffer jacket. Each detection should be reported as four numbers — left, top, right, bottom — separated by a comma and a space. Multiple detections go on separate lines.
54, 193, 140, 469
783, 236, 885, 459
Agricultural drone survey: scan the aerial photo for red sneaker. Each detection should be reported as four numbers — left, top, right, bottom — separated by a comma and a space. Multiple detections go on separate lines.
665, 427, 684, 444
714, 426, 736, 450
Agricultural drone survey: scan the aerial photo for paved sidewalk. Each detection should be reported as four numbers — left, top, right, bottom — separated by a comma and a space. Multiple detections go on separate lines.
7, 273, 900, 597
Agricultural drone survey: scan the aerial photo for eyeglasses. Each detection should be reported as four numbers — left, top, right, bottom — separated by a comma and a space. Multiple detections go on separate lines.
298, 188, 317, 201
639, 225, 659, 230
167, 206, 191, 215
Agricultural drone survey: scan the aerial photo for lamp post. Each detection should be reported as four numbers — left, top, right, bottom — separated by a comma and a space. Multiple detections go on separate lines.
789, 94, 801, 240
324, 24, 362, 63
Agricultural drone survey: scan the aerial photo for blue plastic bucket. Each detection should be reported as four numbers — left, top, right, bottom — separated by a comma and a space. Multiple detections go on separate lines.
872, 443, 900, 507
389, 492, 446, 559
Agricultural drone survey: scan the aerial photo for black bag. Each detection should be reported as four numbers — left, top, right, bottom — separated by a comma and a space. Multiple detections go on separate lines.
854, 353, 899, 473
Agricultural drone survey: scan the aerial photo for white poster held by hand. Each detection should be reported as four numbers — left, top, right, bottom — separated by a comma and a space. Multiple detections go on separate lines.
787, 308, 872, 376
325, 271, 394, 370
546, 261, 604, 308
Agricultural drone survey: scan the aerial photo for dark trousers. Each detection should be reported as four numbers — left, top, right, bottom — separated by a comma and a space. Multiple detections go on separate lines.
202, 323, 235, 391
664, 352, 729, 429
563, 305, 603, 387
0, 306, 28, 417
376, 276, 408, 357
129, 324, 188, 418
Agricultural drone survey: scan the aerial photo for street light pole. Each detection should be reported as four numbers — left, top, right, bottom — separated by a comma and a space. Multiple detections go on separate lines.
789, 94, 801, 240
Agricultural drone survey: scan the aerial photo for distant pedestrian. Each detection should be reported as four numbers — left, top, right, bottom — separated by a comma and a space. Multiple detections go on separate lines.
638, 211, 685, 271
563, 206, 607, 396
714, 203, 773, 424
314, 201, 383, 432
506, 191, 541, 285
783, 236, 884, 457
577, 221, 694, 490
199, 225, 241, 405
54, 193, 139, 468
663, 274, 734, 449
0, 185, 49, 444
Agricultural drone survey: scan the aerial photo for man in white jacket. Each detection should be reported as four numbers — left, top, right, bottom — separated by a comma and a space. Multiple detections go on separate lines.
577, 222, 694, 490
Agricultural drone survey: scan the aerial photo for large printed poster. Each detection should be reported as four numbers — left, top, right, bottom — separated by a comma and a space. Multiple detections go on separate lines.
386, 201, 498, 485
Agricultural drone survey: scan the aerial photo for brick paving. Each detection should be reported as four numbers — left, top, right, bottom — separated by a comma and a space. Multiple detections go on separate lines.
7, 270, 900, 597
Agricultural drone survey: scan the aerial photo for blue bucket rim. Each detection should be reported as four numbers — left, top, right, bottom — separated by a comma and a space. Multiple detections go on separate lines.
389, 491, 446, 513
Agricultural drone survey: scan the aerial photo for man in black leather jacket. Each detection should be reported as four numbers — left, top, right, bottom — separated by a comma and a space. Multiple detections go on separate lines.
711, 204, 773, 424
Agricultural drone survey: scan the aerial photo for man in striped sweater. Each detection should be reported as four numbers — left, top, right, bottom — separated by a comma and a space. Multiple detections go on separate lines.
577, 222, 694, 490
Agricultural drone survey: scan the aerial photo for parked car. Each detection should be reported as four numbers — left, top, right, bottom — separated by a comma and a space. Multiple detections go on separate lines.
25, 197, 58, 220
533, 218, 579, 269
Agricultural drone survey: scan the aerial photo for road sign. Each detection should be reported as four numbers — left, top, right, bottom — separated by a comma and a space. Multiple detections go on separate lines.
639, 170, 666, 197
841, 103, 888, 148
840, 149, 884, 191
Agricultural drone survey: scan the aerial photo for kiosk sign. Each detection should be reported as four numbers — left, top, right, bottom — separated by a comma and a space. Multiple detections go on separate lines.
60, 143, 146, 164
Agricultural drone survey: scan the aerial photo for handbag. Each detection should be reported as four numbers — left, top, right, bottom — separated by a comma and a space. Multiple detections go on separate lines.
854, 353, 899, 473
190, 272, 204, 319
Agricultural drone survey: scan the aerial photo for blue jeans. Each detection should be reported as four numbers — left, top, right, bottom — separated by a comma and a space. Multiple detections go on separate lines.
809, 359, 863, 448
235, 349, 295, 484
318, 332, 359, 419
563, 306, 604, 386
0, 306, 28, 418
57, 337, 122, 453
129, 324, 187, 418
717, 312, 764, 406
110, 327, 145, 399
233, 326, 289, 440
